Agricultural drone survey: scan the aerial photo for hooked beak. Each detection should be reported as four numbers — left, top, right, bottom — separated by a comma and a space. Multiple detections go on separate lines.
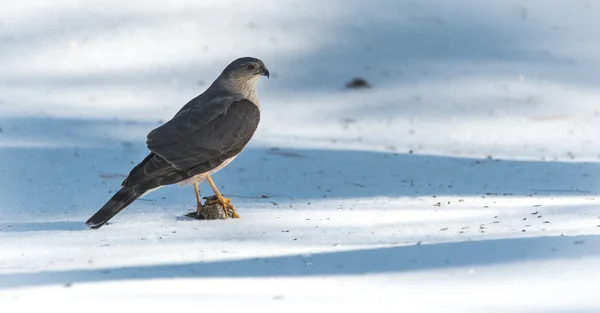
262, 67, 270, 78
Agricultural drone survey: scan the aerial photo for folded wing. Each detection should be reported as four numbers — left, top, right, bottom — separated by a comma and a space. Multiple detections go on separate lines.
146, 98, 261, 177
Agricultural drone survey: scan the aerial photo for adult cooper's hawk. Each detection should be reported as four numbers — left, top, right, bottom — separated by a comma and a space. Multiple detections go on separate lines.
85, 57, 269, 229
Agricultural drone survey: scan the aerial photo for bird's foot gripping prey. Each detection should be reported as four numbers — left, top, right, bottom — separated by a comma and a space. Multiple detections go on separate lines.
204, 197, 240, 219
85, 57, 269, 229
204, 175, 240, 219
185, 176, 239, 220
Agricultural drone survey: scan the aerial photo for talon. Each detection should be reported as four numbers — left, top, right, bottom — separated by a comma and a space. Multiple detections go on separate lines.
222, 205, 229, 219
204, 175, 241, 219
205, 197, 239, 219
223, 202, 240, 219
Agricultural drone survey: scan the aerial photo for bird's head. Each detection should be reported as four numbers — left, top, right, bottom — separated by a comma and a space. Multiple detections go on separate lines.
221, 56, 269, 81
214, 57, 269, 100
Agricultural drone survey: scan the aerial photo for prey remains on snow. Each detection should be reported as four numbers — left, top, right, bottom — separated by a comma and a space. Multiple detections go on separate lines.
185, 195, 237, 220
86, 57, 270, 229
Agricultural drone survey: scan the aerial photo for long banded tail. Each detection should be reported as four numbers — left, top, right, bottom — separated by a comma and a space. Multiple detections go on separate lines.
85, 186, 146, 229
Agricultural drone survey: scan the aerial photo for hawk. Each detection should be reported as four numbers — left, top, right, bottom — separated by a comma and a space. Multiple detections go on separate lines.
86, 57, 269, 229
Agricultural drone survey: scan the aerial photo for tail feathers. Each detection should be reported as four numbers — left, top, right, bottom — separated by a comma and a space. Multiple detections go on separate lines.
85, 186, 145, 229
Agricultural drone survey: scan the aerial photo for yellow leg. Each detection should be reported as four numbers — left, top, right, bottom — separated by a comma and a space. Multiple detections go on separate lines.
194, 182, 202, 215
205, 175, 240, 219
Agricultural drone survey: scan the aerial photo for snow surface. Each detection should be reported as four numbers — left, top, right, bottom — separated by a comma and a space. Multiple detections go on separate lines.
1, 0, 600, 312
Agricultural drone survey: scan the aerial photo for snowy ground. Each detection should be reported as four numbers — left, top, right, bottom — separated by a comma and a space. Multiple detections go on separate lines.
1, 0, 600, 312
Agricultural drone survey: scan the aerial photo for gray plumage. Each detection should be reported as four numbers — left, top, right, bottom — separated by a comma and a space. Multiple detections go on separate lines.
86, 57, 269, 229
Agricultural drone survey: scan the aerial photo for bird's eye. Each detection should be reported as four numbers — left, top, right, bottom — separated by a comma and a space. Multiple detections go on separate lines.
247, 64, 256, 70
